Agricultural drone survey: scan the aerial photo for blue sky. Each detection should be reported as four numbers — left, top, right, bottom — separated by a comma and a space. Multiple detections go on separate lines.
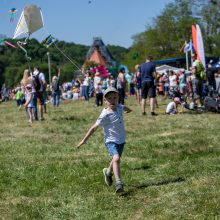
1, 0, 173, 48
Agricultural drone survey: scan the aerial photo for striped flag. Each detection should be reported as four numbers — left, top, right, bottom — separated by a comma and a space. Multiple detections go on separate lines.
192, 24, 206, 69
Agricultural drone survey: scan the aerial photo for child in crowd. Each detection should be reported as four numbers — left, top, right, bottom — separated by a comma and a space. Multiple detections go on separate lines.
15, 87, 23, 110
76, 87, 132, 193
166, 97, 181, 115
95, 82, 103, 106
72, 87, 80, 100
24, 84, 34, 125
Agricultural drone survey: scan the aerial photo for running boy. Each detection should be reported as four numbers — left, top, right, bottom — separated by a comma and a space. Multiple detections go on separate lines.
76, 87, 132, 193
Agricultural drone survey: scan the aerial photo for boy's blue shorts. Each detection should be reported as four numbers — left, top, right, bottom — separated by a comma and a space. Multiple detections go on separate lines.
105, 142, 124, 157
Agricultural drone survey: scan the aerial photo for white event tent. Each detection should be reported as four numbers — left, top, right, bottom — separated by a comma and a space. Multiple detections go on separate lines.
156, 65, 185, 74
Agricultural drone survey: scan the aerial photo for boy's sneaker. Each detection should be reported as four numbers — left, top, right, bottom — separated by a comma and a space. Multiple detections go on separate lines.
115, 182, 124, 193
103, 168, 113, 186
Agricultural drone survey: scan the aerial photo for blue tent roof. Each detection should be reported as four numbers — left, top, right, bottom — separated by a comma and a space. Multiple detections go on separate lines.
153, 57, 185, 65
153, 56, 219, 67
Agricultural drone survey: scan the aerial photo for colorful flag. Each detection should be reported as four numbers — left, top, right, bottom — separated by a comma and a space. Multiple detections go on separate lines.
184, 41, 193, 53
192, 24, 206, 69
42, 35, 56, 48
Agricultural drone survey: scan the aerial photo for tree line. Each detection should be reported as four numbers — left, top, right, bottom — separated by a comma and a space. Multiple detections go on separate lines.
1, 0, 219, 88
124, 0, 220, 70
0, 38, 128, 88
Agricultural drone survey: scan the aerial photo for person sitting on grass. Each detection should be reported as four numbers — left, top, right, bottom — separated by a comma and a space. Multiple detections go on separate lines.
76, 87, 132, 193
166, 97, 181, 115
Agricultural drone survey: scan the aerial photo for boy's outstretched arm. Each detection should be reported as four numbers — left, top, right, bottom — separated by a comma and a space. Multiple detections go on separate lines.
123, 105, 132, 113
76, 123, 98, 148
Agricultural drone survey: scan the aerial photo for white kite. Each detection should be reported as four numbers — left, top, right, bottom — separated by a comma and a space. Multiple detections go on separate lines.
13, 5, 44, 39
13, 5, 44, 60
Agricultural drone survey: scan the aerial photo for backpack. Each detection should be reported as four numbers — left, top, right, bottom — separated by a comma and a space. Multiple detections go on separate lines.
196, 61, 206, 80
33, 73, 41, 91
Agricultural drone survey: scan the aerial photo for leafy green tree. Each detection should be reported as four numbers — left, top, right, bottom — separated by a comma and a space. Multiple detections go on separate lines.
107, 45, 128, 63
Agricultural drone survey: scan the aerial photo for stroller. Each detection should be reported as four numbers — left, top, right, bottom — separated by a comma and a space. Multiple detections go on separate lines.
182, 95, 220, 113
203, 95, 220, 113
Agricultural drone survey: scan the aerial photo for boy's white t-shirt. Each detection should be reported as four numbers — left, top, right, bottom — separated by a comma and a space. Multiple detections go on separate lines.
95, 104, 125, 144
166, 101, 176, 113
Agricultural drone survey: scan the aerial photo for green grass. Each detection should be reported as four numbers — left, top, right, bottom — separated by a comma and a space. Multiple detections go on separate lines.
0, 97, 220, 219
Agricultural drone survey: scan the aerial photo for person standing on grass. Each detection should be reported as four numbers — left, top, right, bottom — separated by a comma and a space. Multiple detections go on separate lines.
33, 67, 47, 120
116, 67, 126, 105
82, 72, 90, 102
51, 68, 61, 107
24, 84, 34, 125
134, 64, 142, 104
15, 87, 23, 110
139, 55, 157, 116
76, 87, 132, 193
95, 82, 103, 107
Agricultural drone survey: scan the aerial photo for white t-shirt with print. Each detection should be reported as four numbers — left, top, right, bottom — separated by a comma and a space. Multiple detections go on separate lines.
95, 104, 125, 144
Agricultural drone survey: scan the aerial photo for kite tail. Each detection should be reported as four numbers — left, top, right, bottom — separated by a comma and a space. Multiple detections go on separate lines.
17, 36, 31, 61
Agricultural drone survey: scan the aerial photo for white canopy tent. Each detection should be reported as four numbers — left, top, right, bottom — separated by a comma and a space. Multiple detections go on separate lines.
156, 65, 185, 74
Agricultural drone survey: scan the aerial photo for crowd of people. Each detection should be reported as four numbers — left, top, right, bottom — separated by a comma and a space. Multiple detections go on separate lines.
1, 53, 220, 125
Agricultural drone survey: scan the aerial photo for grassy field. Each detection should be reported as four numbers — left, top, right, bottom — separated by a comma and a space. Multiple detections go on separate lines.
0, 97, 220, 220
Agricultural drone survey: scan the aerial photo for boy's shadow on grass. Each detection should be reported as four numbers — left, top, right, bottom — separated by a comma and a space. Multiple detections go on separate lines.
131, 165, 151, 170
120, 176, 185, 197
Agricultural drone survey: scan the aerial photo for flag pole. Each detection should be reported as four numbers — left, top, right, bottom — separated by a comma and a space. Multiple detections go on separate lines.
47, 52, 52, 87
185, 41, 189, 71
186, 50, 189, 71
190, 39, 193, 67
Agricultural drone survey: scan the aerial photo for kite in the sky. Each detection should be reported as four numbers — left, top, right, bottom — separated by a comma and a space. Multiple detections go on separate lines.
13, 5, 44, 39
8, 8, 18, 22
42, 35, 56, 48
13, 5, 44, 60
88, 1, 92, 4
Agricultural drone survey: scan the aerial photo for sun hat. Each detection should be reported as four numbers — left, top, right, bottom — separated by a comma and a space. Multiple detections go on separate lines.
103, 87, 119, 97
174, 97, 180, 103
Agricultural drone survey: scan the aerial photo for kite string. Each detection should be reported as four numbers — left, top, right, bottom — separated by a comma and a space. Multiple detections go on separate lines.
54, 43, 82, 71
43, 27, 82, 72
